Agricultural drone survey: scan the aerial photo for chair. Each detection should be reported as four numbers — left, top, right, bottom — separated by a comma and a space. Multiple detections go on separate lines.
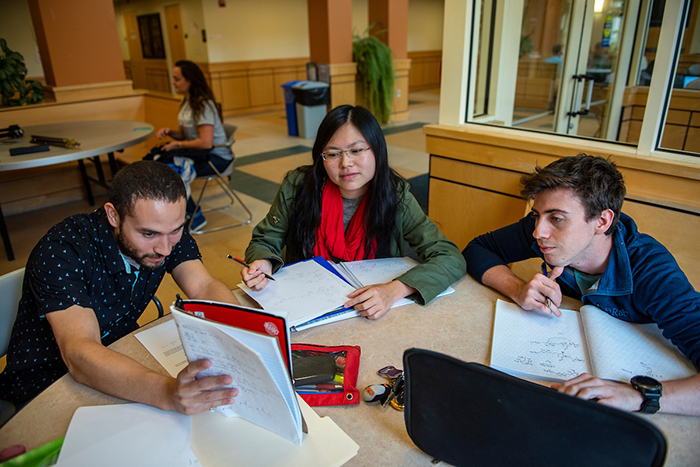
0, 268, 25, 427
188, 123, 252, 234
402, 348, 667, 467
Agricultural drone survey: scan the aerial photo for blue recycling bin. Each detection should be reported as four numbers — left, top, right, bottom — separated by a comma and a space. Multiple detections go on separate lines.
281, 80, 302, 136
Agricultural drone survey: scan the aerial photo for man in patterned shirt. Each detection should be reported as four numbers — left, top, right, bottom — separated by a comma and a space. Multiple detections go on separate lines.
0, 161, 239, 415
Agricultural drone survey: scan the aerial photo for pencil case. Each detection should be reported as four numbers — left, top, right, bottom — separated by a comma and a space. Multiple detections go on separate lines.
291, 343, 361, 406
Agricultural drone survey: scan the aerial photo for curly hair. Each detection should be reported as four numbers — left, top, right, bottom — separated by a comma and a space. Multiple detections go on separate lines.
109, 161, 186, 219
520, 154, 626, 235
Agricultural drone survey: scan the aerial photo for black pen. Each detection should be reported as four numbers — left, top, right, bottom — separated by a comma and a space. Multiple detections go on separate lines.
227, 255, 275, 281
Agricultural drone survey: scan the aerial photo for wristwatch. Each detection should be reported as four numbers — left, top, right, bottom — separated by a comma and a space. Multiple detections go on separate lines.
630, 376, 662, 414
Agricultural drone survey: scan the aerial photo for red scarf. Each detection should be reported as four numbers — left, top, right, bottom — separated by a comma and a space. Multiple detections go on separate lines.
313, 181, 376, 261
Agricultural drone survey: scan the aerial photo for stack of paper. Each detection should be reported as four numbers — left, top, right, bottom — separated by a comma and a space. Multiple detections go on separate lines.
239, 257, 455, 331
238, 258, 356, 328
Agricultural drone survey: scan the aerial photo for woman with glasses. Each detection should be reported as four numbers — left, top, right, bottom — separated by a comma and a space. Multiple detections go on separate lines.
154, 60, 232, 231
241, 105, 465, 319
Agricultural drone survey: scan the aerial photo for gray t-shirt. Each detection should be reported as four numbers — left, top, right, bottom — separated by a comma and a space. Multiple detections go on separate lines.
342, 195, 363, 232
178, 99, 232, 161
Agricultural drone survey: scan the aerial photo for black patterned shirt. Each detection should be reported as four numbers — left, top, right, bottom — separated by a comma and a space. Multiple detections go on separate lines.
0, 207, 201, 405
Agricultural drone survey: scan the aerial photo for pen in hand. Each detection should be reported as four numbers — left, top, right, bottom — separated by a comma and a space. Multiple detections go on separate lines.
227, 255, 275, 281
541, 262, 553, 310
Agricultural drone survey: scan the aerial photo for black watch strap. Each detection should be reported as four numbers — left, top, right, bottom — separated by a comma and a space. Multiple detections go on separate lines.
638, 396, 661, 414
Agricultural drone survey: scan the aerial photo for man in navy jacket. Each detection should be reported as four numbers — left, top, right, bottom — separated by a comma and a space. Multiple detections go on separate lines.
464, 154, 700, 416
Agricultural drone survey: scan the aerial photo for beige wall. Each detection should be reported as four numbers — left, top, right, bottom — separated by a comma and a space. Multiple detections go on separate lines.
408, 0, 444, 51
3, 0, 445, 86
353, 0, 369, 37
113, 0, 209, 64
201, 0, 310, 62
0, 0, 44, 78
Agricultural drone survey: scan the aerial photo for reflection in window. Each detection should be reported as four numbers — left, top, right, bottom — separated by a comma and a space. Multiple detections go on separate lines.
659, 0, 700, 155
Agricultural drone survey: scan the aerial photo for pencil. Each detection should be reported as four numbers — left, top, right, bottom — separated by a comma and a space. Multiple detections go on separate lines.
227, 255, 275, 281
541, 262, 553, 309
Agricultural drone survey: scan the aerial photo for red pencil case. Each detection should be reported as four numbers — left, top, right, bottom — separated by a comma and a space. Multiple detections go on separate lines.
291, 343, 361, 406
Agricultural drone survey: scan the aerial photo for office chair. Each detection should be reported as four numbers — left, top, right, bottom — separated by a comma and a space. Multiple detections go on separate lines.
403, 348, 667, 467
188, 123, 252, 234
0, 268, 24, 427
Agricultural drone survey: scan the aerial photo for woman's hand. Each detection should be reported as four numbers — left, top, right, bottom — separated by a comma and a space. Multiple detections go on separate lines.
344, 280, 416, 320
162, 141, 182, 152
156, 127, 171, 139
241, 259, 273, 291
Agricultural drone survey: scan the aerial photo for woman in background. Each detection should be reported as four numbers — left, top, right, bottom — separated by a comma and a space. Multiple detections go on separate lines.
241, 105, 466, 319
156, 60, 232, 231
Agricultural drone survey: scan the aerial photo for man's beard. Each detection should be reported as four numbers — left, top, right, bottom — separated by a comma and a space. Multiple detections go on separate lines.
115, 230, 165, 270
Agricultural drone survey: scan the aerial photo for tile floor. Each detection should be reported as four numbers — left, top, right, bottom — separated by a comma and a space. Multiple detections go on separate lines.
0, 89, 441, 326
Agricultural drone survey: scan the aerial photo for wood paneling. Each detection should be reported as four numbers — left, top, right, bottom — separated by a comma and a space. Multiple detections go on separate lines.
425, 123, 700, 288
429, 178, 526, 250
619, 87, 700, 152
201, 59, 307, 116
408, 50, 442, 91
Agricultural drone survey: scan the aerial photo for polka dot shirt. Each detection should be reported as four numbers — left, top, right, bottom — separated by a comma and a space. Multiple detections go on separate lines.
0, 207, 201, 405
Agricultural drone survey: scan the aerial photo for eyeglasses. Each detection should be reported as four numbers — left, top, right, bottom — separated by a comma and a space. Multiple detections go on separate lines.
321, 147, 370, 161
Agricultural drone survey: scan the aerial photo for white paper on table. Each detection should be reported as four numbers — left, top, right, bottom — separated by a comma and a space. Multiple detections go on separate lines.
238, 259, 356, 327
135, 319, 188, 378
55, 403, 198, 467
191, 395, 358, 467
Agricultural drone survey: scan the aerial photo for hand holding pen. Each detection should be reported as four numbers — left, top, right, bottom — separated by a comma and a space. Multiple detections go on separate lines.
229, 255, 275, 291
539, 262, 563, 317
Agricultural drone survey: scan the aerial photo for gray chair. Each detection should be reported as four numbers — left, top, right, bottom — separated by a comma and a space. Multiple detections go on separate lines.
0, 268, 24, 427
189, 123, 253, 234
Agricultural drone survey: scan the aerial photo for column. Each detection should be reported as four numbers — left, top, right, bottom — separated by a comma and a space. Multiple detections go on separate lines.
27, 0, 131, 102
307, 0, 357, 109
368, 0, 410, 121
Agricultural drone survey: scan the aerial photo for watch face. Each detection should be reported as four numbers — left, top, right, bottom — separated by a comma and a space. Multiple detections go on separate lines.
632, 376, 662, 390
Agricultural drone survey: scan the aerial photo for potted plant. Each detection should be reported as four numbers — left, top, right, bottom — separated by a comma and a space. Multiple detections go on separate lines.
353, 24, 394, 124
1, 38, 44, 106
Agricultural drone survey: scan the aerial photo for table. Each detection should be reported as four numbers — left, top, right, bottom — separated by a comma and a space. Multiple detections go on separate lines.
0, 276, 698, 466
0, 121, 154, 261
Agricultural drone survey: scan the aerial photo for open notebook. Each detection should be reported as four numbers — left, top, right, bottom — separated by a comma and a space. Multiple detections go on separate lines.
490, 299, 697, 383
239, 256, 455, 331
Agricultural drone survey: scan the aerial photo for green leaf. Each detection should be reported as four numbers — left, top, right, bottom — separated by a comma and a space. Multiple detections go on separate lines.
9, 51, 24, 62
5, 56, 16, 67
0, 69, 5, 80
20, 97, 27, 105
0, 39, 7, 51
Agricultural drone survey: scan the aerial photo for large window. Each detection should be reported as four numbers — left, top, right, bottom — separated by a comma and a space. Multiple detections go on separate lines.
445, 0, 699, 159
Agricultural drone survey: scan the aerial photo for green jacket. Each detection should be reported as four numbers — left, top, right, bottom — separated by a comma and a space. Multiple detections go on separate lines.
245, 169, 466, 305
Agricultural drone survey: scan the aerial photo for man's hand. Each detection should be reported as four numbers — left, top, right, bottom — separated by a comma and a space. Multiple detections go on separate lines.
515, 266, 564, 316
551, 373, 643, 412
344, 280, 416, 320
241, 259, 273, 291
167, 359, 238, 415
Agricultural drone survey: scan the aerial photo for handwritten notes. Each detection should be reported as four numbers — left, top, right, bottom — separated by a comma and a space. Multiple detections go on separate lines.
490, 300, 591, 382
490, 300, 696, 383
172, 309, 303, 445
135, 320, 188, 378
239, 259, 355, 327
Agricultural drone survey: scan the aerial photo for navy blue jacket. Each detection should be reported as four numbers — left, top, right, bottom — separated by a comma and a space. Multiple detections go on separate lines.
464, 213, 700, 368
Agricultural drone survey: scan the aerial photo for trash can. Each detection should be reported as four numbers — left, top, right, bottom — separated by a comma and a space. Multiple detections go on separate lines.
291, 81, 330, 139
281, 80, 302, 136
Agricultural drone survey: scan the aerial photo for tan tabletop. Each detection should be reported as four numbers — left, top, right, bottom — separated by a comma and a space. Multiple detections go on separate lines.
0, 121, 153, 171
0, 275, 698, 466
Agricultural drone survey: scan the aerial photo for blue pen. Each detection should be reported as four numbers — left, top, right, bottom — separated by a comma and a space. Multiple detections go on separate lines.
541, 262, 553, 310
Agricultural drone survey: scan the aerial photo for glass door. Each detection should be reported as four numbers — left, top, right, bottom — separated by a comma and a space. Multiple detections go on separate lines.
469, 0, 634, 142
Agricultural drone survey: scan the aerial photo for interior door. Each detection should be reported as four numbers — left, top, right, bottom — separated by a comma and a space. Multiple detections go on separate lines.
165, 4, 187, 65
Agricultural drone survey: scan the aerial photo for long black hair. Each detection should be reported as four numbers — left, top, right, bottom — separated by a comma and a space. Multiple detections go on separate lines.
175, 60, 218, 123
285, 105, 407, 262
